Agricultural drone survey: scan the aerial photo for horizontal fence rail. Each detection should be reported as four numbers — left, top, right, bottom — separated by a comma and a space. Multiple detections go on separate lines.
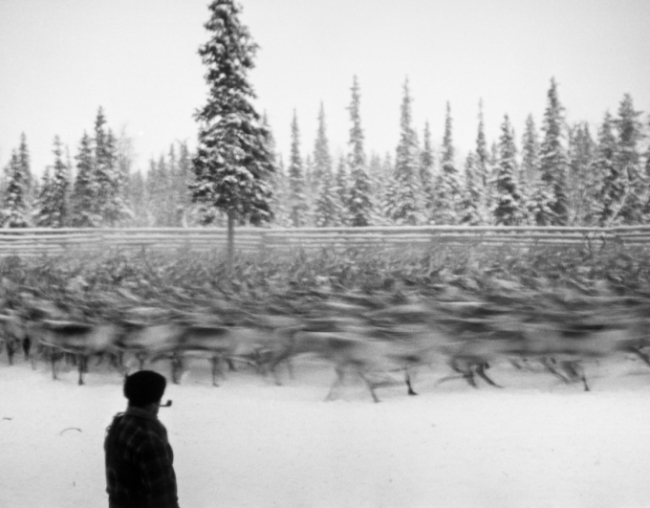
0, 226, 647, 256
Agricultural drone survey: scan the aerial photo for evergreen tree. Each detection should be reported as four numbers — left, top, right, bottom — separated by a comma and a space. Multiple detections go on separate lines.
539, 78, 568, 225
346, 76, 373, 226
45, 136, 70, 227
18, 133, 34, 200
521, 114, 540, 186
33, 168, 54, 227
492, 115, 524, 225
270, 156, 291, 227
288, 112, 308, 227
192, 0, 275, 264
432, 102, 462, 224
91, 109, 126, 225
1, 150, 29, 228
313, 105, 338, 227
389, 79, 423, 225
177, 141, 194, 216
313, 104, 332, 190
614, 93, 645, 224
591, 112, 621, 226
70, 131, 97, 227
476, 100, 490, 192
566, 122, 596, 225
314, 160, 338, 227
335, 155, 350, 226
459, 151, 484, 225
260, 113, 288, 227
420, 122, 435, 220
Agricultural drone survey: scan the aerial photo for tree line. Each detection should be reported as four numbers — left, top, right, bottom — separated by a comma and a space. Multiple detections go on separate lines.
3, 79, 647, 230
3, 0, 649, 231
275, 78, 650, 229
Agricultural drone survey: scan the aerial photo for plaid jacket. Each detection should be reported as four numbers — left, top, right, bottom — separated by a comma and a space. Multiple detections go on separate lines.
105, 407, 179, 508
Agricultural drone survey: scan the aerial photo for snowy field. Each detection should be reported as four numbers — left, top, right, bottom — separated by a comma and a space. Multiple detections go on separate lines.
3, 355, 650, 508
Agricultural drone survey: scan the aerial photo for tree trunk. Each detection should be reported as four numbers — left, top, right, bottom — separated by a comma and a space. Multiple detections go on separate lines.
227, 209, 235, 271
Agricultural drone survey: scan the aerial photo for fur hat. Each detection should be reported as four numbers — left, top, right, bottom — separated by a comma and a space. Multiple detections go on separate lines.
124, 371, 167, 407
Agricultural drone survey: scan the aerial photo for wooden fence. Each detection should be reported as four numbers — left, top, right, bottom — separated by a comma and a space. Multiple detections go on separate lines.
0, 225, 648, 257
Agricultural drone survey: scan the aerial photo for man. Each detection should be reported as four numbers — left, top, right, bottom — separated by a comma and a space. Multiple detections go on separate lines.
105, 370, 180, 508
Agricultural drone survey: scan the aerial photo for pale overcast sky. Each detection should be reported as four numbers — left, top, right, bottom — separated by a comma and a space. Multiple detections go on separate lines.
1, 0, 649, 176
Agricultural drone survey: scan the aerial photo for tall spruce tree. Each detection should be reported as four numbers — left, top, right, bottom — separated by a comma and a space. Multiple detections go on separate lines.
313, 105, 338, 227
432, 102, 462, 224
459, 151, 483, 225
18, 133, 33, 201
521, 114, 540, 186
420, 122, 435, 220
539, 78, 568, 225
313, 103, 332, 193
70, 131, 97, 227
2, 150, 29, 227
566, 122, 596, 225
34, 168, 54, 227
288, 112, 308, 227
591, 112, 621, 226
92, 109, 125, 225
192, 0, 275, 264
614, 93, 645, 224
346, 76, 373, 226
390, 79, 423, 225
37, 136, 70, 227
493, 115, 523, 225
335, 155, 350, 226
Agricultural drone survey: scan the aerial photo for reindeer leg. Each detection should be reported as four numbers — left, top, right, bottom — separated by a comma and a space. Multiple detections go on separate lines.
562, 361, 589, 391
22, 337, 31, 361
450, 358, 478, 388
541, 357, 570, 384
6, 341, 15, 366
325, 365, 346, 401
475, 362, 502, 388
78, 355, 85, 386
210, 355, 221, 387
358, 372, 381, 403
405, 367, 417, 396
51, 351, 59, 381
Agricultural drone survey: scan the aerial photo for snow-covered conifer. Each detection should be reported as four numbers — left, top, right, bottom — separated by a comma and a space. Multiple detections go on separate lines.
192, 0, 275, 263
389, 79, 423, 225
346, 76, 373, 226
70, 132, 97, 227
313, 105, 338, 227
37, 136, 70, 227
1, 150, 29, 228
458, 151, 484, 225
33, 168, 54, 227
420, 121, 435, 221
432, 102, 462, 224
590, 112, 621, 226
566, 122, 595, 225
521, 114, 540, 186
614, 94, 645, 224
539, 78, 569, 225
288, 112, 308, 227
492, 115, 524, 225
335, 155, 350, 226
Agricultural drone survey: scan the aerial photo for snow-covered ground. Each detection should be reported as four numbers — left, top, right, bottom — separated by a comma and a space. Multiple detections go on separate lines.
3, 355, 650, 508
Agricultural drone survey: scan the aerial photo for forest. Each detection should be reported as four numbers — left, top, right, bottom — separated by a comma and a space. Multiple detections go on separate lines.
2, 77, 648, 232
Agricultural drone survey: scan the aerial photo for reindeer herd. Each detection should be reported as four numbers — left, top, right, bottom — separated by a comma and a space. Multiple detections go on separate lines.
1, 280, 650, 402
